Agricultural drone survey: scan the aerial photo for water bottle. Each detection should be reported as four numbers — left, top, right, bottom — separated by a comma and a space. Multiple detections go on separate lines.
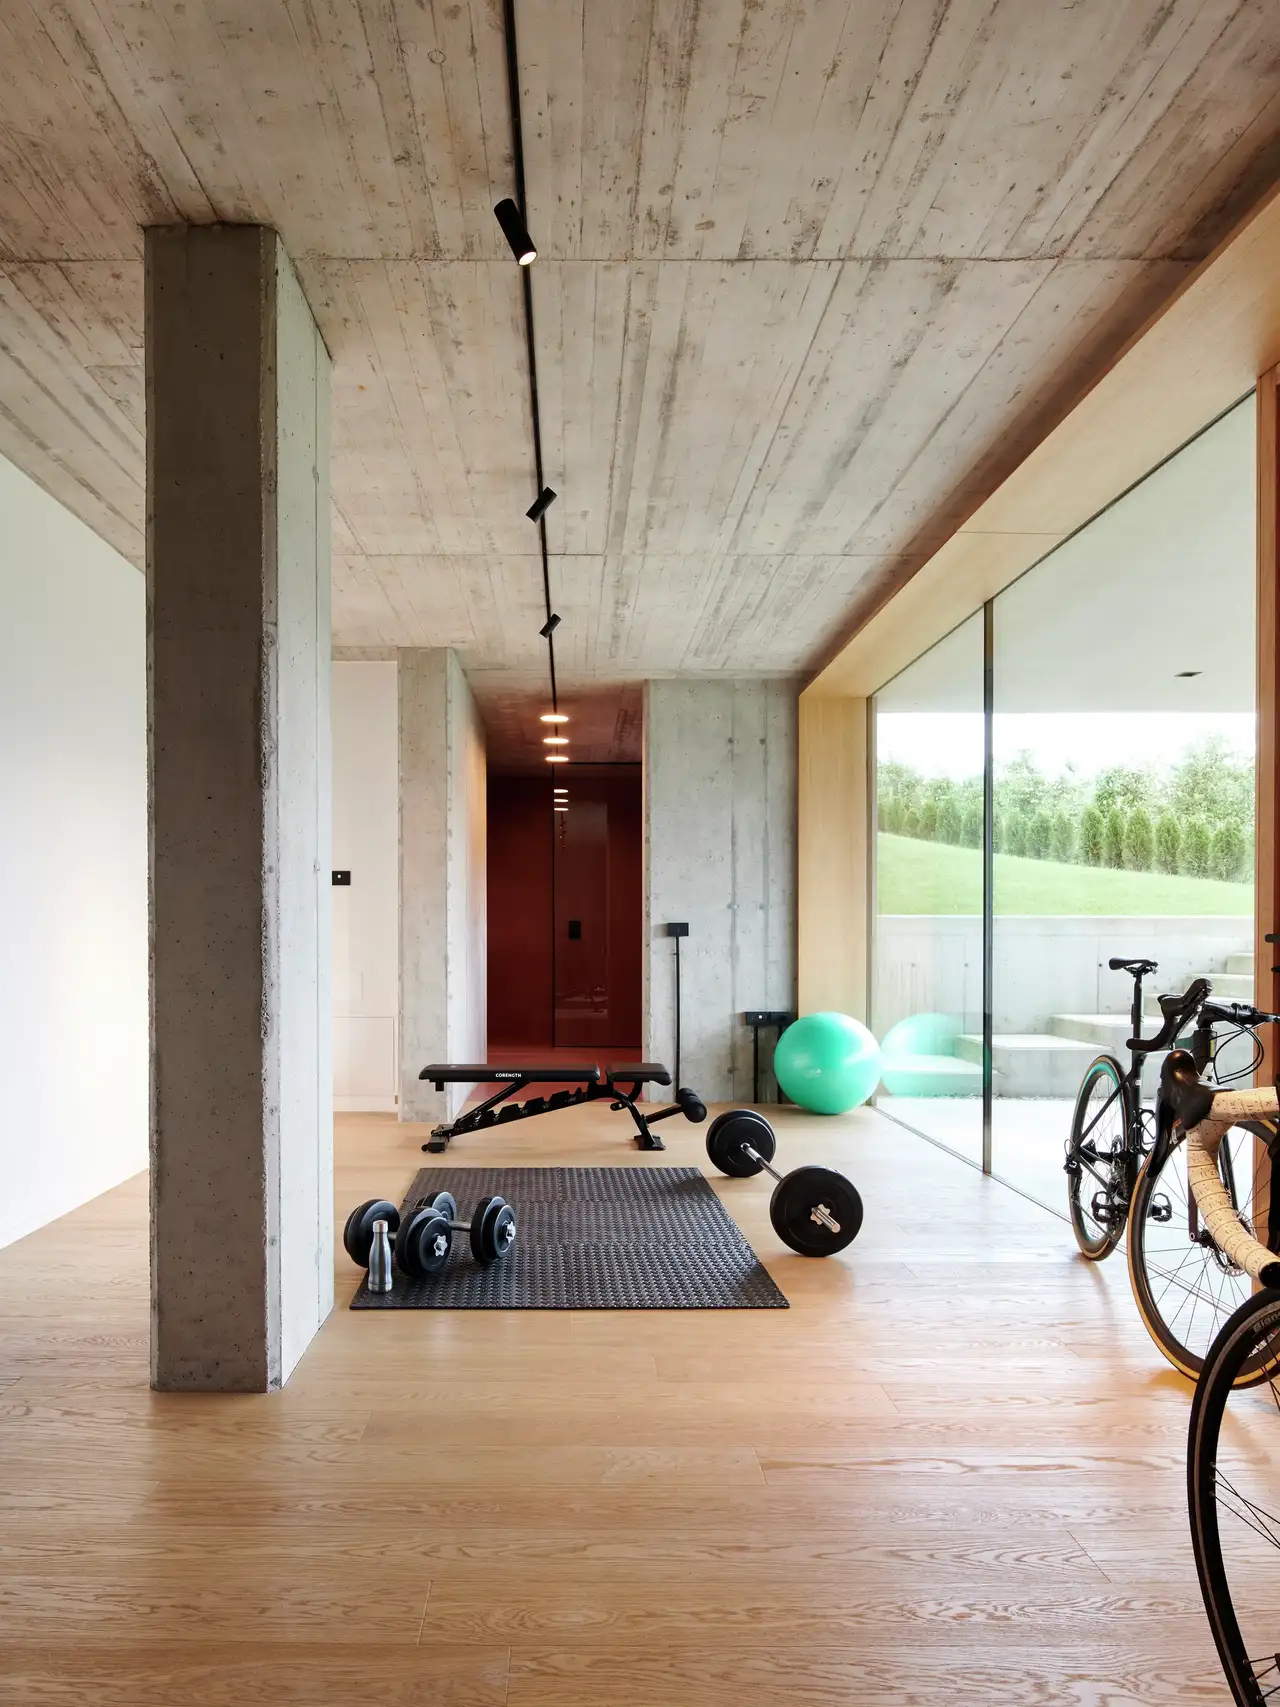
368, 1218, 393, 1293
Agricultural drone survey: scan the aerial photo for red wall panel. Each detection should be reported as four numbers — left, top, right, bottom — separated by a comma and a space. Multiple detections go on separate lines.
486, 777, 553, 1048
487, 768, 641, 1053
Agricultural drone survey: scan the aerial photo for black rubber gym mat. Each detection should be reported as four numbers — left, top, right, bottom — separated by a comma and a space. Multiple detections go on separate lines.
349, 1166, 788, 1310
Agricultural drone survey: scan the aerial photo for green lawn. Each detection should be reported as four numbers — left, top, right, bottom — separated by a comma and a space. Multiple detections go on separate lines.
877, 833, 1253, 916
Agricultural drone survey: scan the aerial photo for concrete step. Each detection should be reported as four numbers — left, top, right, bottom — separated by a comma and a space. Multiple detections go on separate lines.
1048, 1013, 1133, 1050
957, 1031, 1097, 1097
1226, 951, 1255, 977
1145, 970, 1254, 1017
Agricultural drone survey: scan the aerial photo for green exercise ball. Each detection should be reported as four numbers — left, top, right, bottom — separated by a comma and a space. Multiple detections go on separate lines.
774, 1012, 882, 1115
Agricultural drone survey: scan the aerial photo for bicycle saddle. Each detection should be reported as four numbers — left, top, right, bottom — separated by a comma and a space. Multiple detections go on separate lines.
1109, 957, 1157, 975
1159, 1049, 1217, 1132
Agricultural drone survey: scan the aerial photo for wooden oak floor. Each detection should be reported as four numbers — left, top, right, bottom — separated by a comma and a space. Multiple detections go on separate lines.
0, 1105, 1232, 1704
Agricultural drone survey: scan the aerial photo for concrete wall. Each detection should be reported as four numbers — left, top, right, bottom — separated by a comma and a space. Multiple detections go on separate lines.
645, 679, 797, 1101
332, 661, 399, 1111
873, 914, 1253, 1037
0, 453, 147, 1251
399, 650, 486, 1120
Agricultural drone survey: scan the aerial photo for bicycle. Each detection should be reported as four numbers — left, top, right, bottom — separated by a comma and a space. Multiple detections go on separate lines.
1174, 1065, 1280, 1706
1064, 956, 1280, 1376
1065, 956, 1203, 1259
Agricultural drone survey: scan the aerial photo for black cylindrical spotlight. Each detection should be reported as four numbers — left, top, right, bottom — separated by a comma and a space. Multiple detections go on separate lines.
526, 486, 557, 522
538, 612, 561, 639
494, 198, 536, 265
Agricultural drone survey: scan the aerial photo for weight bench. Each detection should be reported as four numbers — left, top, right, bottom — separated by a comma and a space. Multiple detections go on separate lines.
417, 1062, 707, 1153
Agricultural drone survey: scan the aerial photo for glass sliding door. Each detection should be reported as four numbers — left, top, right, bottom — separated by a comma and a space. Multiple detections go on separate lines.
990, 397, 1256, 1210
872, 613, 985, 1166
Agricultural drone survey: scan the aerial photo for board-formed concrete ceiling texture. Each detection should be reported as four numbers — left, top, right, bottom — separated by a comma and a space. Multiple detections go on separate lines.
1, 0, 1279, 761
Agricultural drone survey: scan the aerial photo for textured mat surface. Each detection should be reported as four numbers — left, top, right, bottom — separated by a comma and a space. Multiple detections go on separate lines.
349, 1167, 788, 1311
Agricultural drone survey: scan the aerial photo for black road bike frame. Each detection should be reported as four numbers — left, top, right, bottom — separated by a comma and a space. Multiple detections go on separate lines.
1071, 964, 1280, 1243
1070, 966, 1208, 1225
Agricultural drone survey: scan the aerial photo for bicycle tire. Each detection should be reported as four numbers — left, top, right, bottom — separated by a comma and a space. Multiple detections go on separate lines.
1128, 1123, 1276, 1384
1065, 1054, 1131, 1260
1187, 1289, 1280, 1707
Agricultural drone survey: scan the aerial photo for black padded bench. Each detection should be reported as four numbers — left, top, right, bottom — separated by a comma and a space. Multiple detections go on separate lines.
417, 1061, 699, 1153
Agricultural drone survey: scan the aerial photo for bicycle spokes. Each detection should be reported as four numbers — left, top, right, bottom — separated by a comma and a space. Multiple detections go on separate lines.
1130, 1126, 1267, 1372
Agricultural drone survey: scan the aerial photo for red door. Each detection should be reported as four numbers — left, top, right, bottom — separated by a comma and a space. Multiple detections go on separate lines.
553, 771, 640, 1050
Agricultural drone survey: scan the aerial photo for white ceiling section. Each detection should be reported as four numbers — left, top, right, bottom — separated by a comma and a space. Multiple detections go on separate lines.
2, 0, 1279, 757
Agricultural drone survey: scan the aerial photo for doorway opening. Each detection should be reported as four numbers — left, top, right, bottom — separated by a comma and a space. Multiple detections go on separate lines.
487, 764, 642, 1056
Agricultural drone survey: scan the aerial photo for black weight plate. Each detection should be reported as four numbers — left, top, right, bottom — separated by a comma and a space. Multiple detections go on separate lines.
705, 1109, 776, 1177
769, 1166, 863, 1257
342, 1198, 401, 1267
395, 1209, 452, 1279
469, 1195, 505, 1263
476, 1202, 517, 1264
427, 1190, 457, 1226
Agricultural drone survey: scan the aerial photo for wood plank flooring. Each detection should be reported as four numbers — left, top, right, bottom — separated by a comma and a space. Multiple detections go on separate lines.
0, 1105, 1233, 1703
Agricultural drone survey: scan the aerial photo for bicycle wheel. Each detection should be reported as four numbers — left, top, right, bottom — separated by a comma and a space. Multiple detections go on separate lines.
1065, 1054, 1132, 1260
1188, 1290, 1280, 1706
1128, 1120, 1275, 1383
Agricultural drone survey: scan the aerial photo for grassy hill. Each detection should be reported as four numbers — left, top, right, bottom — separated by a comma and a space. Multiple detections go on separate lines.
877, 833, 1253, 916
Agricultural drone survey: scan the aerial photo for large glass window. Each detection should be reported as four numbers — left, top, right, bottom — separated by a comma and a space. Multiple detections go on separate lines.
990, 398, 1256, 1207
873, 613, 985, 1166
870, 396, 1256, 1207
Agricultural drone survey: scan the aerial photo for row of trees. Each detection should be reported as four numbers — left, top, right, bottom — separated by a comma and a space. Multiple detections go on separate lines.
878, 739, 1253, 882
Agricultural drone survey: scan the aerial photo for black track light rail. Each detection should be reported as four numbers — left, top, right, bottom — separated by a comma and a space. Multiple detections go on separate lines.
501, 0, 558, 712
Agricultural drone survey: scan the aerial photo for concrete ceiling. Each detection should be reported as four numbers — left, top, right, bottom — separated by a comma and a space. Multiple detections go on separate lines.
2, 0, 1279, 762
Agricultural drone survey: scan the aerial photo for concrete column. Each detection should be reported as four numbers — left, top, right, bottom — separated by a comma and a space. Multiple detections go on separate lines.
645, 679, 797, 1102
399, 649, 487, 1122
147, 226, 332, 1392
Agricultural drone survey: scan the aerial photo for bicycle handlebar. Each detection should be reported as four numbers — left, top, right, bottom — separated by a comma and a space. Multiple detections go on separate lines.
1198, 1000, 1280, 1030
1183, 1088, 1280, 1288
1127, 977, 1211, 1054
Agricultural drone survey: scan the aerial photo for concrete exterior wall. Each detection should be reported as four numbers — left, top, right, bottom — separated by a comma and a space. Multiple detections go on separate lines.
332, 661, 400, 1111
399, 649, 487, 1121
0, 453, 148, 1251
148, 226, 332, 1392
645, 679, 797, 1101
873, 914, 1253, 1036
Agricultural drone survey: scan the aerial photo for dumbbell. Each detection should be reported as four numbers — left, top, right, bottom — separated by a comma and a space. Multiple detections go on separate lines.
343, 1190, 517, 1280
704, 1109, 863, 1257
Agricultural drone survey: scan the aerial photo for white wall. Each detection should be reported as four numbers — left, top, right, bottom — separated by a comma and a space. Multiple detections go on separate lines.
399, 649, 487, 1121
332, 661, 400, 1111
0, 455, 147, 1249
268, 245, 334, 1379
449, 652, 487, 1097
645, 679, 797, 1101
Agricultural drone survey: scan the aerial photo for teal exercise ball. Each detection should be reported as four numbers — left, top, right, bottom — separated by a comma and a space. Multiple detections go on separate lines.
879, 1012, 969, 1098
774, 1012, 882, 1114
